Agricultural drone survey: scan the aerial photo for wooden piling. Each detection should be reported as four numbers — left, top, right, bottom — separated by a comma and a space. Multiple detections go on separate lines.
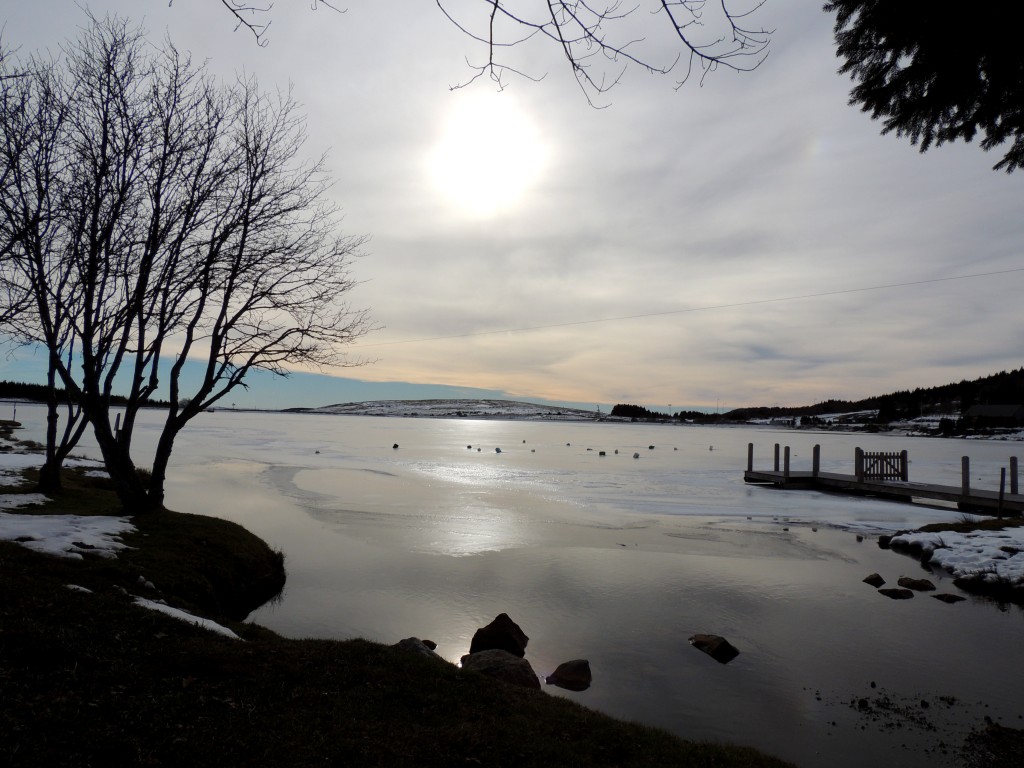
747, 443, 754, 472
900, 449, 909, 481
962, 456, 970, 498
784, 446, 791, 478
774, 443, 780, 472
1012, 456, 1019, 496
855, 447, 864, 482
812, 445, 820, 477
998, 467, 1006, 519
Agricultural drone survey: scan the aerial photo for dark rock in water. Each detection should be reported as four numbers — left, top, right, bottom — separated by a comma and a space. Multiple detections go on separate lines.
878, 588, 914, 600
460, 649, 540, 690
877, 535, 892, 550
932, 593, 966, 604
897, 576, 936, 591
469, 613, 529, 658
688, 634, 740, 664
863, 573, 886, 588
394, 637, 447, 662
545, 659, 592, 691
392, 443, 399, 449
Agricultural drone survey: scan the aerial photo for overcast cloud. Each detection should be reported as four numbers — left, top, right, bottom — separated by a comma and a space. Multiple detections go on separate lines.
1, 2, 1021, 410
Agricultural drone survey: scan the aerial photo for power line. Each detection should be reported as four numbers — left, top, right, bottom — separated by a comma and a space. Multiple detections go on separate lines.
353, 266, 1024, 349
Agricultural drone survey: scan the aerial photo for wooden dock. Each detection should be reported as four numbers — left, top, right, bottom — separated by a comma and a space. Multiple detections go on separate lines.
743, 443, 1024, 515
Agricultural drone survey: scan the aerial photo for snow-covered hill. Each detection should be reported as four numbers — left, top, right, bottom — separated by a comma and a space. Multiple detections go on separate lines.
289, 399, 607, 421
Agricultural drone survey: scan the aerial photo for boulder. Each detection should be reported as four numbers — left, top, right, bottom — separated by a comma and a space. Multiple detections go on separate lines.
545, 659, 592, 691
932, 593, 966, 604
688, 634, 740, 664
460, 649, 541, 690
877, 535, 892, 550
469, 613, 529, 658
897, 576, 936, 591
863, 573, 886, 588
393, 637, 447, 662
878, 588, 914, 600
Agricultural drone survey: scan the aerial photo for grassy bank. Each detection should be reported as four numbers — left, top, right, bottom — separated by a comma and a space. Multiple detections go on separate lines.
1, 460, 795, 768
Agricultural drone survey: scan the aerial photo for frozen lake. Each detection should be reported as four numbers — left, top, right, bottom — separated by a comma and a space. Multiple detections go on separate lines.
10, 404, 1024, 767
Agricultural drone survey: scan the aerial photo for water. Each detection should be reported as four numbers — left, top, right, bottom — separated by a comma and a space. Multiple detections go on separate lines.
8, 404, 1024, 767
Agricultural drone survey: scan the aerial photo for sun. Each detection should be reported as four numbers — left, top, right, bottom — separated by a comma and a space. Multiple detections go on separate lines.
426, 92, 548, 218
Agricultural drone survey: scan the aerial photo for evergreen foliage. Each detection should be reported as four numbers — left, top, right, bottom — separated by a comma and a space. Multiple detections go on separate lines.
825, 1, 1024, 172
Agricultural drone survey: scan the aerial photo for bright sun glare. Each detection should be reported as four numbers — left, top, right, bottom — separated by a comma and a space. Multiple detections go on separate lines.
427, 92, 547, 218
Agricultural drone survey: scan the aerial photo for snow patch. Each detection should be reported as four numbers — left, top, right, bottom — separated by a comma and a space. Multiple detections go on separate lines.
133, 596, 241, 640
890, 528, 1024, 586
0, 510, 135, 559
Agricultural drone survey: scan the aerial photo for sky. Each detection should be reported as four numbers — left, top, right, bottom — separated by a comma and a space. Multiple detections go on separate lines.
1, 1, 1021, 412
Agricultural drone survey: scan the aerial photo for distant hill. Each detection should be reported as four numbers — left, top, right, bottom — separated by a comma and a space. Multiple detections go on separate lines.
289, 399, 603, 421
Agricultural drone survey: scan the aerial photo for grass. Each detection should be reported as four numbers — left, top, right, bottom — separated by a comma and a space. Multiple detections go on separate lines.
1, 455, 795, 768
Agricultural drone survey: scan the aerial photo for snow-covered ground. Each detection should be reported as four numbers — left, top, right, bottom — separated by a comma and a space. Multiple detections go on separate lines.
0, 446, 241, 638
890, 527, 1024, 587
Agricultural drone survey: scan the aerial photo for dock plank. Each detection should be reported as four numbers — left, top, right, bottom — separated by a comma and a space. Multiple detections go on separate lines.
743, 469, 1024, 514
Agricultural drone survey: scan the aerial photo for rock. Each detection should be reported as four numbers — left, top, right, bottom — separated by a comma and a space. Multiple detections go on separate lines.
897, 576, 936, 591
469, 613, 529, 657
460, 649, 540, 690
877, 535, 892, 549
392, 443, 399, 449
878, 588, 914, 600
393, 637, 446, 662
863, 573, 886, 588
545, 659, 592, 691
688, 634, 740, 664
932, 593, 966, 604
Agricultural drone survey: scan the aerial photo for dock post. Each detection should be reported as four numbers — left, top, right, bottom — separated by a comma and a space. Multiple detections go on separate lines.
1011, 456, 1019, 496
747, 443, 754, 472
784, 446, 791, 478
961, 456, 970, 498
774, 443, 780, 472
900, 450, 909, 482
998, 467, 1006, 519
812, 445, 820, 477
855, 447, 864, 482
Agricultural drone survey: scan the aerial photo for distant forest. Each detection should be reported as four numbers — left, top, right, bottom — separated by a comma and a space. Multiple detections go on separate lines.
611, 367, 1024, 424
0, 380, 169, 408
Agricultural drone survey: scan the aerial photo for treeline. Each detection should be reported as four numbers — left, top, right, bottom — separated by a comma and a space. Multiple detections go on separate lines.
723, 367, 1024, 422
0, 380, 169, 409
611, 368, 1024, 425
610, 403, 723, 422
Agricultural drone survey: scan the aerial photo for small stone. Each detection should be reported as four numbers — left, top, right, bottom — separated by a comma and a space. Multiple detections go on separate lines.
878, 587, 914, 600
863, 573, 886, 588
897, 576, 936, 591
545, 659, 592, 691
460, 649, 540, 690
932, 593, 966, 604
689, 634, 740, 664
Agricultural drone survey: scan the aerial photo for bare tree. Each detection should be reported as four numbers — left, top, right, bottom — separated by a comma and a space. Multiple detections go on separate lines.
196, 1, 769, 102
437, 1, 770, 102
0, 15, 369, 510
0, 45, 90, 490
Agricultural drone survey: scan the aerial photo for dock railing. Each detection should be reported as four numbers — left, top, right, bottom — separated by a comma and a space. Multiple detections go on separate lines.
746, 442, 1023, 515
855, 448, 908, 482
